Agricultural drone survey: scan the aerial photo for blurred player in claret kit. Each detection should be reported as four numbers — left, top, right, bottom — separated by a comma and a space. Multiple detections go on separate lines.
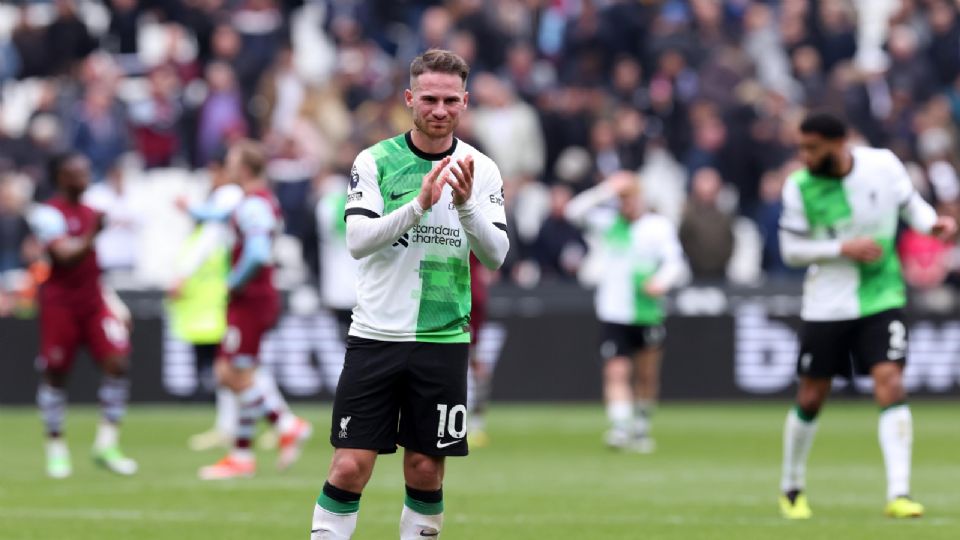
28, 152, 137, 479
309, 49, 509, 539
197, 139, 312, 480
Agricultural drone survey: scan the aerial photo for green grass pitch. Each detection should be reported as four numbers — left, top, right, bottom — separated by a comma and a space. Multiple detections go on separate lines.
1, 402, 958, 539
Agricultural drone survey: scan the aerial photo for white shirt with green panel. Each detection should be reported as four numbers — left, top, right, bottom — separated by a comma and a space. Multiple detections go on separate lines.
344, 132, 506, 343
779, 146, 938, 322
566, 185, 685, 326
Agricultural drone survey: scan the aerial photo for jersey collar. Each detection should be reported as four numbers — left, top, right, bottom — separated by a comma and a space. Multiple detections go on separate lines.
405, 131, 458, 161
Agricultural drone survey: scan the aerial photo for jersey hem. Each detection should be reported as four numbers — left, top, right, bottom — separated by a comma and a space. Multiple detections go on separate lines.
348, 327, 471, 343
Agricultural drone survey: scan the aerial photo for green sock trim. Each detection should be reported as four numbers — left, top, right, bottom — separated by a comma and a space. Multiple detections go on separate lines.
793, 405, 817, 423
880, 401, 908, 413
317, 493, 359, 515
405, 495, 444, 516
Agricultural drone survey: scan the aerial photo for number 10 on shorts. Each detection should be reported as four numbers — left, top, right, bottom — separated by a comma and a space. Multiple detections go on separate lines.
436, 404, 467, 439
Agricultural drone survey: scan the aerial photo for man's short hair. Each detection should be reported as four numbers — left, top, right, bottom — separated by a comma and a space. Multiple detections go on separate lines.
410, 49, 470, 87
799, 112, 848, 140
231, 139, 266, 177
48, 152, 82, 186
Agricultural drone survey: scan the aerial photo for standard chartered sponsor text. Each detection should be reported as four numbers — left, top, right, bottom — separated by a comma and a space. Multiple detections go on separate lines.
411, 224, 462, 247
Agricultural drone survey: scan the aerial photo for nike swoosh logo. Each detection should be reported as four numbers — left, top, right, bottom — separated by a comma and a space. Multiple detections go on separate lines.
390, 190, 415, 201
436, 439, 463, 449
419, 531, 439, 537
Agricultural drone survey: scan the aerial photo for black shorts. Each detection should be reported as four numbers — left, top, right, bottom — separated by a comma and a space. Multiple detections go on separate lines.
600, 322, 666, 360
797, 309, 908, 379
331, 336, 469, 457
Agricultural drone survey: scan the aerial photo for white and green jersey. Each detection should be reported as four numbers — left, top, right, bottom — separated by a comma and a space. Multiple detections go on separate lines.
566, 185, 685, 326
593, 213, 684, 325
345, 132, 506, 342
780, 146, 937, 321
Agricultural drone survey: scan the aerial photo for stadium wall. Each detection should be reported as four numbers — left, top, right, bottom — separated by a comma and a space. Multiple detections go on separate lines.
2, 284, 960, 404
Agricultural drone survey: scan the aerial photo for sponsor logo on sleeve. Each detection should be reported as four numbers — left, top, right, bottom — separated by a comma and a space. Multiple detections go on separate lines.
349, 165, 360, 190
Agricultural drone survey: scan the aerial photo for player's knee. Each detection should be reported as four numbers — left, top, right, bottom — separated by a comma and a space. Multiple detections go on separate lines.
404, 453, 443, 485
795, 390, 825, 419
603, 358, 630, 382
43, 369, 68, 388
329, 453, 372, 487
873, 365, 906, 404
103, 356, 129, 377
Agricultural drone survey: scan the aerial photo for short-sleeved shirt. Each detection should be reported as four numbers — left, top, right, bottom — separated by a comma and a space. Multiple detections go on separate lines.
345, 132, 506, 343
29, 196, 103, 309
780, 146, 928, 321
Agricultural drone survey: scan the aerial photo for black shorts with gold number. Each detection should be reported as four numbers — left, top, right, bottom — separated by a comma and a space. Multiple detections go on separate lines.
331, 336, 469, 457
796, 309, 908, 379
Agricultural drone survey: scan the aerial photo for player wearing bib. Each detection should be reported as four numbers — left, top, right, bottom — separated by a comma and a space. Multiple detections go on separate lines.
310, 49, 509, 540
566, 171, 684, 453
198, 140, 311, 480
29, 153, 137, 479
777, 113, 957, 520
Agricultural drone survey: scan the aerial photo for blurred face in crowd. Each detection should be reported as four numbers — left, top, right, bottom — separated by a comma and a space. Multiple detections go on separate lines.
59, 155, 91, 198
692, 168, 722, 206
798, 132, 846, 177
406, 71, 469, 141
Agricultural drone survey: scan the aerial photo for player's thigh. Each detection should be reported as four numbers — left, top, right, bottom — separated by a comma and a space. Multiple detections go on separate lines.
796, 319, 854, 379
217, 302, 271, 369
38, 303, 82, 375
399, 342, 469, 457
84, 304, 132, 367
331, 337, 407, 454
852, 309, 908, 376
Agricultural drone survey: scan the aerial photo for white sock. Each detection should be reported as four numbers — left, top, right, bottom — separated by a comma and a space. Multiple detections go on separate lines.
215, 386, 237, 436
47, 438, 69, 459
879, 404, 912, 500
255, 367, 289, 417
781, 407, 818, 493
633, 399, 654, 437
311, 506, 357, 540
606, 400, 632, 432
94, 421, 119, 451
400, 505, 443, 539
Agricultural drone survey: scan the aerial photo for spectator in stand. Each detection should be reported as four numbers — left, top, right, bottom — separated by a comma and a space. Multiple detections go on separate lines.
197, 62, 248, 167
11, 7, 47, 79
46, 0, 98, 76
130, 65, 184, 169
82, 166, 141, 276
532, 184, 587, 281
0, 175, 35, 273
71, 84, 128, 183
679, 167, 734, 282
470, 73, 545, 183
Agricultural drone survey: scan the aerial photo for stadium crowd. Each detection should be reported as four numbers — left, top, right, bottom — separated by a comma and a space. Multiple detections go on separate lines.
1, 0, 960, 304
